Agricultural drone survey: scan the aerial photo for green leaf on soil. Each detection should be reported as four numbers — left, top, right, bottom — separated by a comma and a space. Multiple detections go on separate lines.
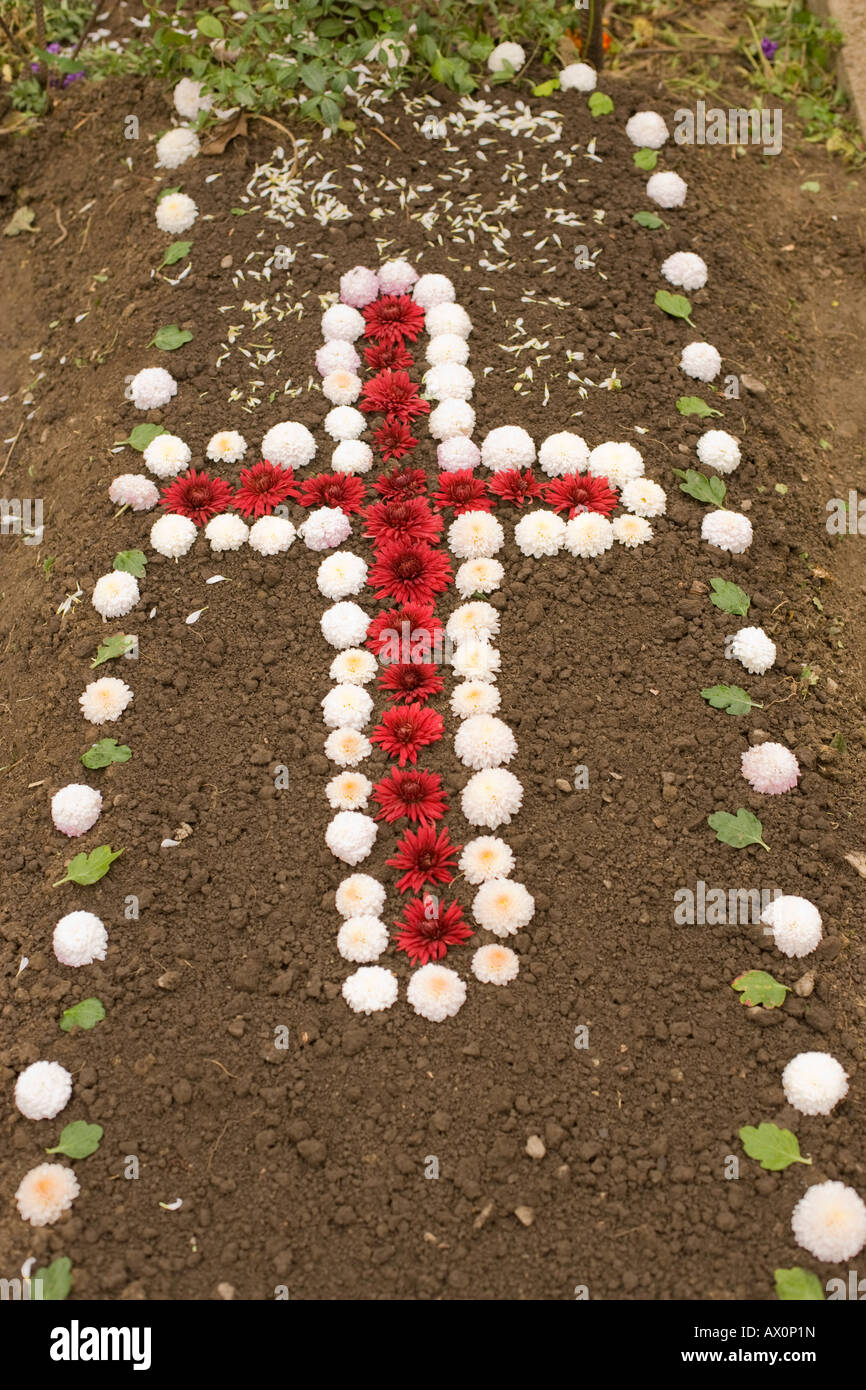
46, 1120, 103, 1160
53, 845, 124, 887
800, 180, 820, 193
774, 1267, 824, 1301
588, 91, 614, 117
701, 684, 762, 716
160, 240, 192, 268
674, 468, 726, 505
633, 147, 658, 171
113, 549, 146, 578
32, 1257, 73, 1301
708, 809, 769, 852
676, 395, 723, 418
532, 79, 559, 96
4, 205, 36, 236
118, 424, 166, 452
740, 1122, 811, 1171
656, 290, 694, 326
156, 187, 181, 203
633, 211, 667, 229
91, 633, 135, 668
81, 738, 132, 769
708, 577, 751, 615
732, 971, 789, 1009
149, 324, 193, 351
60, 997, 106, 1033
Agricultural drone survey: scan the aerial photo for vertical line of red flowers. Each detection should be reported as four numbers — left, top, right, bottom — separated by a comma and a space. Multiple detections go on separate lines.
359, 293, 472, 967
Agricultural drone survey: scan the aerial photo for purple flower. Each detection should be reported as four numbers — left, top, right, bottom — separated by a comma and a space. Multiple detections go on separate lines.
761, 38, 779, 60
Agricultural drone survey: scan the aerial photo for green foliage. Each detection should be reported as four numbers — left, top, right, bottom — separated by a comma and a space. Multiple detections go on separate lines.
32, 1257, 73, 1301
774, 1267, 824, 1301
633, 211, 667, 229
701, 684, 762, 716
91, 634, 136, 668
81, 739, 132, 769
708, 808, 769, 852
676, 396, 722, 418
708, 578, 750, 616
740, 1122, 811, 1171
732, 971, 789, 1008
117, 424, 166, 452
60, 997, 106, 1033
655, 291, 694, 326
588, 91, 614, 117
113, 549, 147, 578
675, 468, 725, 505
160, 241, 192, 268
633, 147, 658, 171
53, 845, 124, 887
46, 1120, 103, 1159
150, 324, 193, 350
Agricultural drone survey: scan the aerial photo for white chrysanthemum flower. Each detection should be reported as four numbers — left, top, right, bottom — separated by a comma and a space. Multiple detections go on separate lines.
612, 514, 653, 548
324, 405, 366, 441
378, 258, 418, 295
564, 511, 614, 558
321, 684, 374, 731
451, 639, 501, 683
302, 506, 352, 551
514, 509, 566, 558
142, 432, 190, 478
461, 767, 523, 828
473, 877, 534, 936
782, 1052, 849, 1116
337, 915, 389, 963
426, 302, 472, 339
330, 647, 377, 685
205, 512, 248, 552
155, 126, 199, 169
481, 425, 536, 471
426, 334, 470, 367
661, 251, 707, 292
173, 77, 212, 120
130, 367, 177, 411
326, 810, 378, 864
322, 369, 362, 406
697, 428, 740, 473
336, 873, 386, 919
626, 110, 670, 148
429, 399, 476, 441
15, 1061, 72, 1121
424, 362, 475, 402
15, 1163, 80, 1227
588, 441, 644, 487
332, 439, 373, 474
450, 680, 501, 719
317, 551, 367, 600
339, 265, 380, 309
647, 169, 687, 207
487, 41, 526, 72
681, 341, 722, 381
343, 964, 398, 1013
150, 512, 197, 559
109, 473, 159, 511
621, 478, 666, 517
53, 910, 108, 967
407, 963, 466, 1021
791, 1182, 866, 1263
460, 835, 515, 884
326, 770, 373, 811
438, 436, 480, 472
761, 895, 822, 957
454, 714, 517, 770
538, 431, 590, 476
321, 600, 369, 649
729, 625, 775, 675
92, 569, 139, 620
413, 273, 455, 309
206, 430, 247, 465
325, 726, 371, 768
79, 676, 133, 725
472, 942, 520, 984
316, 340, 360, 376
322, 303, 365, 342
560, 62, 597, 93
701, 509, 752, 554
742, 741, 799, 795
455, 557, 504, 598
248, 515, 296, 555
448, 510, 504, 560
51, 784, 102, 838
261, 421, 316, 469
155, 191, 197, 235
446, 601, 500, 646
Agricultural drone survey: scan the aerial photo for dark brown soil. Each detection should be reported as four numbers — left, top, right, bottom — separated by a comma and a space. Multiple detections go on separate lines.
1, 67, 865, 1301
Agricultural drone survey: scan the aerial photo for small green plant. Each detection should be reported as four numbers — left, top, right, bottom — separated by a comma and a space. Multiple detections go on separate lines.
81, 738, 132, 769
708, 809, 769, 852
60, 997, 106, 1032
53, 845, 124, 887
701, 684, 762, 716
708, 578, 751, 616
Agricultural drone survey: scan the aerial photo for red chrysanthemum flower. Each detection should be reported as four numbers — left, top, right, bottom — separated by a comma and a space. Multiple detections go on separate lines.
366, 602, 444, 664
159, 468, 234, 526
232, 461, 297, 518
379, 661, 444, 705
369, 540, 452, 605
363, 496, 442, 548
432, 469, 492, 515
371, 702, 443, 765
360, 369, 430, 423
293, 471, 366, 514
372, 419, 419, 461
374, 465, 428, 499
372, 766, 447, 825
387, 825, 461, 894
488, 467, 545, 509
393, 894, 472, 965
364, 339, 414, 372
545, 471, 618, 518
363, 294, 425, 345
